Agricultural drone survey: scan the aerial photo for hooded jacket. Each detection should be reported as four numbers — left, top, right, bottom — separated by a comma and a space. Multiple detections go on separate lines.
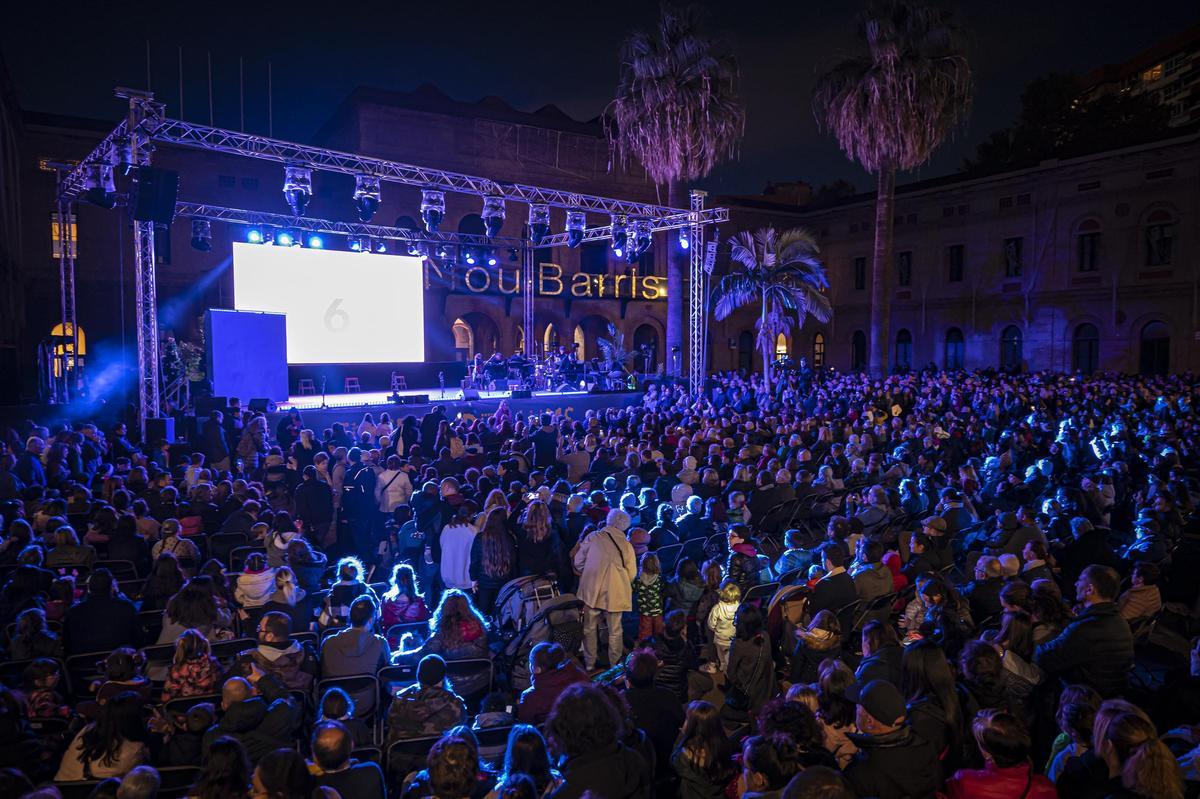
843, 725, 941, 799
552, 741, 651, 799
245, 639, 316, 691
517, 660, 590, 724
235, 568, 277, 608
385, 682, 466, 743
202, 674, 301, 763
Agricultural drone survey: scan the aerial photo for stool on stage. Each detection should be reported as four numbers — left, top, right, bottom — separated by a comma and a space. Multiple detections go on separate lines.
297, 378, 316, 396
390, 372, 408, 391
344, 377, 361, 393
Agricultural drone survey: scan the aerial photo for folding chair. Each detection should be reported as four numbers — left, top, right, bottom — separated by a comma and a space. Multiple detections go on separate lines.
157, 766, 204, 799
208, 532, 249, 566
139, 608, 165, 644
93, 559, 138, 580
386, 736, 440, 788
444, 658, 494, 713
654, 543, 684, 573
228, 545, 267, 572
318, 674, 380, 726
741, 582, 780, 606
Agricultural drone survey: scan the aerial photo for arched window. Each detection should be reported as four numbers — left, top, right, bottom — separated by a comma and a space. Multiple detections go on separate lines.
812, 332, 825, 368
851, 331, 867, 372
737, 331, 754, 374
1000, 326, 1022, 372
894, 329, 913, 372
1144, 209, 1175, 266
573, 325, 586, 358
451, 318, 473, 360
633, 324, 659, 372
515, 326, 525, 355
1139, 321, 1170, 376
775, 333, 789, 358
1076, 219, 1101, 272
1073, 323, 1100, 374
944, 328, 965, 371
543, 323, 559, 354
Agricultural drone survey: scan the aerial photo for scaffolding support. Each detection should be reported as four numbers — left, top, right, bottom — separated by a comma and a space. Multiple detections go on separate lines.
688, 190, 706, 397
523, 243, 535, 357
53, 198, 77, 403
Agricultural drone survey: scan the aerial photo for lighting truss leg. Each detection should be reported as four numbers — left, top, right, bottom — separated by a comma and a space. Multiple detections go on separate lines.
688, 190, 706, 397
64, 208, 78, 400
54, 200, 70, 404
523, 244, 535, 359
132, 219, 160, 438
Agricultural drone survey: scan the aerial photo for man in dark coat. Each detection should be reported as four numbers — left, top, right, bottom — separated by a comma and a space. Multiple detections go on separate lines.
961, 556, 1005, 624
64, 569, 140, 655
1034, 564, 1133, 698
621, 650, 684, 785
294, 465, 335, 534
202, 411, 231, 471
203, 672, 302, 762
843, 680, 941, 799
1056, 517, 1121, 586
808, 542, 858, 636
419, 406, 447, 450
311, 721, 386, 799
341, 447, 378, 557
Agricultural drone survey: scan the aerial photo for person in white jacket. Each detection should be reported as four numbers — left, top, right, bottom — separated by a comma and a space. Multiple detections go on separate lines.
573, 508, 636, 671
375, 455, 414, 514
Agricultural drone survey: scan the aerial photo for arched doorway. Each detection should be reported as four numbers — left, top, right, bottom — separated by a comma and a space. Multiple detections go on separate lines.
633, 324, 659, 373
737, 331, 754, 374
894, 329, 913, 373
944, 328, 965, 371
1073, 323, 1100, 374
812, 332, 825, 368
515, 326, 525, 355
775, 333, 789, 360
1000, 326, 1022, 372
575, 314, 612, 362
573, 325, 586, 356
458, 312, 499, 357
50, 323, 86, 377
1140, 321, 1170, 375
543, 323, 560, 355
451, 318, 474, 361
851, 331, 867, 372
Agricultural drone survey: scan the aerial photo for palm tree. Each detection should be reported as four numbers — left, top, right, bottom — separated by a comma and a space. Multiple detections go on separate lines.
712, 227, 833, 387
607, 4, 745, 377
813, 0, 971, 376
596, 322, 636, 373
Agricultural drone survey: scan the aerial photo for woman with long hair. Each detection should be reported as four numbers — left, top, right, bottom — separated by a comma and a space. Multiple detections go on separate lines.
986, 611, 1044, 723
158, 575, 234, 643
790, 610, 844, 685
189, 735, 252, 799
721, 604, 776, 725
516, 500, 562, 580
284, 537, 327, 593
476, 489, 509, 528
140, 551, 185, 611
495, 724, 561, 797
1030, 578, 1072, 643
1098, 711, 1184, 799
55, 691, 149, 780
671, 700, 735, 799
395, 588, 490, 697
380, 562, 429, 626
816, 659, 859, 768
162, 628, 222, 702
902, 639, 964, 772
253, 748, 328, 799
471, 506, 516, 612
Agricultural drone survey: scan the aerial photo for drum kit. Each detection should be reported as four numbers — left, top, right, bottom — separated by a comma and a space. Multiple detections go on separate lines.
465, 343, 631, 393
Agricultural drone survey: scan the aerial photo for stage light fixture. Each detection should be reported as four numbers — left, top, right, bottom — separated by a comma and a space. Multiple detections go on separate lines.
283, 165, 312, 215
629, 217, 652, 261
307, 234, 324, 249
565, 210, 586, 248
528, 203, 550, 244
190, 219, 212, 251
486, 250, 498, 267
678, 229, 690, 250
374, 239, 388, 253
464, 250, 476, 265
482, 196, 506, 238
420, 189, 445, 232
247, 227, 264, 244
508, 247, 520, 262
353, 174, 381, 222
406, 241, 422, 257
436, 245, 451, 260
610, 214, 628, 255
275, 229, 298, 247
348, 236, 366, 252
113, 136, 135, 175
83, 162, 117, 208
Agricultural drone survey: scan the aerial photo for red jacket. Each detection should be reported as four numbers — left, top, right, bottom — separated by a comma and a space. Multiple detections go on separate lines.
516, 661, 590, 725
946, 763, 1058, 799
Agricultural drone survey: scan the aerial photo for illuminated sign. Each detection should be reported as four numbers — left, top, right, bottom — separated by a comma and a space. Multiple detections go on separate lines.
424, 261, 666, 301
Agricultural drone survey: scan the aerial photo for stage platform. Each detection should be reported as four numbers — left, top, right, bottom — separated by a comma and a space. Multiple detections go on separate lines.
270, 386, 643, 430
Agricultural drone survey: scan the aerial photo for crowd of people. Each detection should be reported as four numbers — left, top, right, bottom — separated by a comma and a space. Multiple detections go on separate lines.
0, 365, 1198, 799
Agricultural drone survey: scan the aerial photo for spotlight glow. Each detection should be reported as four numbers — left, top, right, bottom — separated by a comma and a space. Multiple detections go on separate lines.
247, 228, 264, 244
306, 234, 324, 249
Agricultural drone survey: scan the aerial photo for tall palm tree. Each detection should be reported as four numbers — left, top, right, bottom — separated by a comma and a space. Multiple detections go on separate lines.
607, 4, 745, 377
712, 227, 833, 387
813, 0, 971, 377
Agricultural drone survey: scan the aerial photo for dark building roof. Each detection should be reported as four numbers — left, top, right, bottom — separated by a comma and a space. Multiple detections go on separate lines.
1081, 24, 1200, 89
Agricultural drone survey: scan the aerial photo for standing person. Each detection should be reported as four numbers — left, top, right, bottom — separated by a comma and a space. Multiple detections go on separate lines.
470, 506, 516, 613
439, 504, 478, 593
515, 500, 562, 580
574, 508, 637, 672
341, 447, 378, 559
374, 455, 413, 522
632, 551, 666, 641
237, 416, 268, 473
293, 466, 334, 547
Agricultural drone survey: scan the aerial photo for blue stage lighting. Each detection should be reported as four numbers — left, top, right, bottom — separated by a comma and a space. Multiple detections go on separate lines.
486, 250, 498, 266
465, 251, 476, 265
247, 228, 264, 244
307, 234, 324, 249
613, 246, 624, 259
348, 236, 363, 252
275, 230, 295, 247
374, 240, 387, 253
679, 230, 690, 250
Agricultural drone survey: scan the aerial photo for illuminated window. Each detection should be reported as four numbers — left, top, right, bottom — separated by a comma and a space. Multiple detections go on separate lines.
515, 326, 525, 355
574, 325, 586, 357
49, 323, 86, 376
1141, 64, 1164, 82
812, 333, 825, 368
543, 323, 559, 354
50, 212, 78, 259
452, 318, 474, 359
775, 333, 789, 357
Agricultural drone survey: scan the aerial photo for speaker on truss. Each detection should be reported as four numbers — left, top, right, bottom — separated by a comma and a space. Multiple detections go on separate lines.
131, 166, 180, 225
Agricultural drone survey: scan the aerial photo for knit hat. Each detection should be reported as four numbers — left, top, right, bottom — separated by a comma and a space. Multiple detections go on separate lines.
417, 654, 447, 686
846, 680, 906, 727
606, 508, 632, 532
629, 527, 650, 557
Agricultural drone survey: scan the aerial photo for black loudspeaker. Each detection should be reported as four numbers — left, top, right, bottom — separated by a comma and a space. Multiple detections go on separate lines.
510, 389, 532, 399
132, 166, 180, 225
144, 417, 176, 444
461, 390, 481, 401
398, 394, 430, 405
195, 396, 228, 416
248, 398, 277, 413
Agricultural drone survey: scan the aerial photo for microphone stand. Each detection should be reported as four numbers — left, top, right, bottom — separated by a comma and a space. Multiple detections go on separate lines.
320, 376, 328, 409
438, 371, 445, 399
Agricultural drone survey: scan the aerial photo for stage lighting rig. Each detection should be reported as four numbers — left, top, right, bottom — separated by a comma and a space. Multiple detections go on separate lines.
628, 217, 652, 261
486, 249, 498, 267
436, 245, 451, 260
610, 215, 628, 258
348, 235, 368, 252
275, 228, 300, 247
353, 174, 381, 222
374, 239, 388, 253
83, 162, 117, 208
420, 189, 445, 232
306, 234, 324, 249
406, 241, 422, 257
482, 196, 506, 238
678, 229, 690, 250
566, 210, 586, 248
190, 219, 212, 251
528, 204, 550, 244
508, 247, 520, 262
283, 165, 312, 215
464, 249, 477, 265
246, 227, 265, 244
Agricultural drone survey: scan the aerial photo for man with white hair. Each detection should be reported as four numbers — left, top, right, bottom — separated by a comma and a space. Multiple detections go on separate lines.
573, 508, 636, 671
14, 437, 45, 488
116, 765, 161, 799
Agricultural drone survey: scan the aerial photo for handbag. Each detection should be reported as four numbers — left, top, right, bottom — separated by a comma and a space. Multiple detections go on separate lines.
724, 636, 766, 712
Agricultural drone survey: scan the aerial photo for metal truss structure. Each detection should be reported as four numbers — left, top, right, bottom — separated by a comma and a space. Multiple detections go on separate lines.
56, 90, 729, 435
52, 197, 78, 404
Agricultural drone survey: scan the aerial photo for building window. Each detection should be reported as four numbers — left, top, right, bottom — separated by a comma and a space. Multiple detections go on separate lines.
1000, 326, 1022, 372
580, 242, 607, 274
543, 323, 560, 354
812, 332, 825, 368
944, 328, 965, 370
894, 329, 913, 372
851, 331, 867, 372
896, 251, 912, 287
1139, 321, 1170, 376
50, 211, 78, 259
1077, 220, 1101, 272
1003, 237, 1023, 277
853, 257, 866, 291
1072, 323, 1100, 374
1145, 210, 1175, 266
775, 333, 789, 358
452, 318, 474, 360
947, 244, 964, 282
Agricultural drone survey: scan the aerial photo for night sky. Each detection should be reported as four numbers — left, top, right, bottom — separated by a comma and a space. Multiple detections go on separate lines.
3, 0, 1196, 197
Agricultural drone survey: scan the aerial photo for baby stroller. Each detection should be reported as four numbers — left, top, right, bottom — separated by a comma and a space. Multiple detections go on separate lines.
494, 574, 561, 635
496, 593, 585, 694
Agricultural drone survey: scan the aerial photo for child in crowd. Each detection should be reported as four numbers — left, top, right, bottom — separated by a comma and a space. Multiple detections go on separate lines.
704, 581, 741, 673
380, 562, 430, 627
633, 552, 665, 640
156, 703, 214, 767
693, 559, 725, 646
44, 576, 76, 623
773, 528, 810, 578
727, 492, 750, 526
318, 687, 373, 748
234, 552, 276, 608
81, 648, 151, 719
473, 692, 516, 730
319, 556, 375, 629
22, 658, 70, 719
1046, 684, 1101, 781
666, 558, 705, 637
9, 607, 61, 660
162, 628, 222, 702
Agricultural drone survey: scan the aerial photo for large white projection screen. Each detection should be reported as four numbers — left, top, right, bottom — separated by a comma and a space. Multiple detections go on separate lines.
233, 242, 425, 364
